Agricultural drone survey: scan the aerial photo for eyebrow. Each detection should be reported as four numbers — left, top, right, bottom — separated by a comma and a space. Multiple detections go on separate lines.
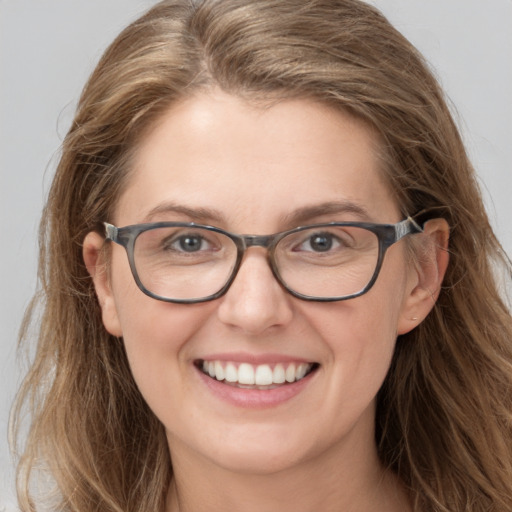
142, 199, 372, 227
281, 200, 372, 226
143, 202, 226, 224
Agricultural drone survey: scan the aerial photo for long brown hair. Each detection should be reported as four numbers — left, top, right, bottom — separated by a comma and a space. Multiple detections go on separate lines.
12, 1, 512, 510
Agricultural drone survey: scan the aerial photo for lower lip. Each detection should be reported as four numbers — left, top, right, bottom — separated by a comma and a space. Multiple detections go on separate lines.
196, 366, 317, 409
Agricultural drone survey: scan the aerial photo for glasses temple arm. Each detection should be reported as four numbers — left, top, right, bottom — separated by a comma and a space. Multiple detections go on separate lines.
103, 222, 118, 241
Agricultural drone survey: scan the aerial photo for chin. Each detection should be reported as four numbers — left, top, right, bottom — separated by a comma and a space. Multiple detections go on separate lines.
204, 444, 309, 476
172, 420, 331, 476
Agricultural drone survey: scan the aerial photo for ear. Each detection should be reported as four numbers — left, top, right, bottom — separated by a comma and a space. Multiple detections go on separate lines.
83, 231, 123, 337
397, 218, 450, 335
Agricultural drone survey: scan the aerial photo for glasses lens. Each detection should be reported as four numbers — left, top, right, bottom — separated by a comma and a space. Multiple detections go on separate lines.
133, 226, 237, 301
274, 225, 380, 299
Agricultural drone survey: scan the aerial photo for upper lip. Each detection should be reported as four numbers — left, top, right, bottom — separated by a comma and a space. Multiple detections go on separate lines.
196, 352, 316, 365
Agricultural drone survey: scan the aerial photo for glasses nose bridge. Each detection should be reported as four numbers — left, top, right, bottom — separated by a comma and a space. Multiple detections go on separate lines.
241, 234, 276, 251
236, 233, 279, 270
230, 233, 281, 290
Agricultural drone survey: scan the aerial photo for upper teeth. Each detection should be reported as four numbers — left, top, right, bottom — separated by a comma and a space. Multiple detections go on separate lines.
201, 361, 313, 386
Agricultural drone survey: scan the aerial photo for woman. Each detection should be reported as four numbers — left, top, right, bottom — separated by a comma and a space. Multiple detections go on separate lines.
12, 0, 512, 511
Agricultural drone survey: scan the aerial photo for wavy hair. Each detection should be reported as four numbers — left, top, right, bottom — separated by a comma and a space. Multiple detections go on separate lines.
12, 1, 512, 510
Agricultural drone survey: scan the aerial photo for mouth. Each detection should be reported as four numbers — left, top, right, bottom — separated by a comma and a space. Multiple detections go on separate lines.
195, 360, 320, 390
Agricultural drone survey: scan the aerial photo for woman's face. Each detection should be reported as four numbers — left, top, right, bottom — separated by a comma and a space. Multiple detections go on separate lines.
86, 91, 428, 475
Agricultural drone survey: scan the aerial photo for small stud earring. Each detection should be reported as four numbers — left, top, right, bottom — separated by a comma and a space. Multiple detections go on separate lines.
411, 317, 418, 321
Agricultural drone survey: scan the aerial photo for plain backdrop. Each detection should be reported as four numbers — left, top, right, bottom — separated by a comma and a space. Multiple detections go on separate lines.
1, 0, 511, 508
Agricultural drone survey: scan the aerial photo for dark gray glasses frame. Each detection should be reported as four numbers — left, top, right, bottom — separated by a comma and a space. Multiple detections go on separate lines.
103, 210, 438, 304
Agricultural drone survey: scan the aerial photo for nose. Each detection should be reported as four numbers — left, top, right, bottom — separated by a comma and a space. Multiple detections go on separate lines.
216, 249, 294, 335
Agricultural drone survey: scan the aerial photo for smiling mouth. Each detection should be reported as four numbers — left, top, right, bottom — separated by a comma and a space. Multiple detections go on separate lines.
196, 360, 319, 389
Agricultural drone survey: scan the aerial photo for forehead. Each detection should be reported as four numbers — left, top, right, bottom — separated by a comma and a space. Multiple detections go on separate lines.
116, 91, 398, 229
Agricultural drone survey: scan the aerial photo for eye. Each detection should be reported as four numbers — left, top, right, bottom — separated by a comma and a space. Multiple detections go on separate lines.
297, 232, 342, 252
165, 233, 212, 253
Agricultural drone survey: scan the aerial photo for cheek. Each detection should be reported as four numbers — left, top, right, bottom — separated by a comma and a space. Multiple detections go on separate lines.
115, 295, 212, 367
306, 297, 400, 380
305, 261, 407, 354
108, 248, 206, 354
302, 257, 409, 404
108, 259, 213, 404
114, 299, 216, 426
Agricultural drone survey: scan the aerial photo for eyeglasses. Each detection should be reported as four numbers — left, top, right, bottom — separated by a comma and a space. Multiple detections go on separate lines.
103, 211, 436, 303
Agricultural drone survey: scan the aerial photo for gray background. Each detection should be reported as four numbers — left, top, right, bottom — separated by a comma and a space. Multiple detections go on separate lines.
1, 0, 511, 508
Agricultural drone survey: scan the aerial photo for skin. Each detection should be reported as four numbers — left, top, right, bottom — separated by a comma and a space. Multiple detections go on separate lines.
84, 90, 449, 512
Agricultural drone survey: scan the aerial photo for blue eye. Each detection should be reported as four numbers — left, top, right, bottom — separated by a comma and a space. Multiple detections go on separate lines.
310, 233, 334, 252
299, 232, 342, 252
175, 235, 206, 252
161, 233, 213, 253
